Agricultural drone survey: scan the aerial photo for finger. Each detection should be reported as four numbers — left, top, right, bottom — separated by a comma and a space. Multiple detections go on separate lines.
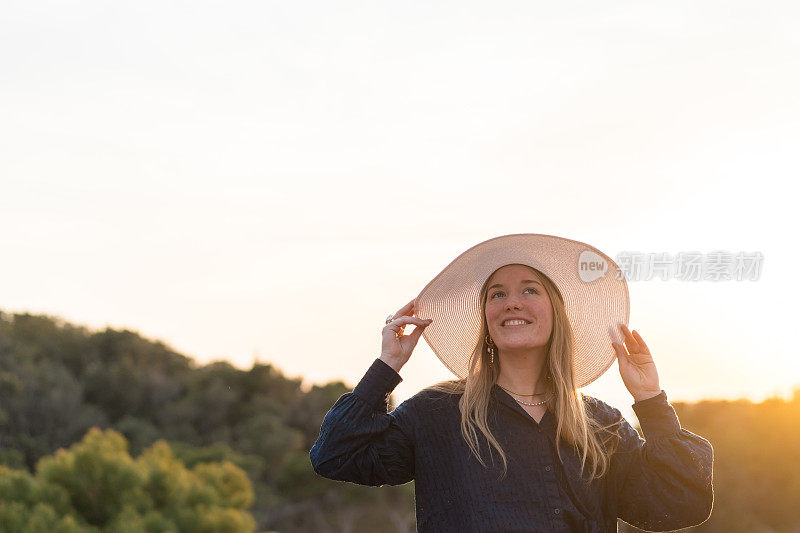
632, 330, 651, 354
407, 322, 428, 344
612, 341, 626, 358
620, 324, 635, 343
393, 299, 416, 319
620, 324, 641, 353
612, 342, 629, 367
386, 316, 431, 335
389, 315, 431, 325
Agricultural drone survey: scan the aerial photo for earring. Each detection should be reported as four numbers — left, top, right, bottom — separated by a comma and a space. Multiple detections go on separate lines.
485, 334, 496, 365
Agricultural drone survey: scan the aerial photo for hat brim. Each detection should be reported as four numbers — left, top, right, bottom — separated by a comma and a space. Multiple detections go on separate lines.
414, 233, 629, 389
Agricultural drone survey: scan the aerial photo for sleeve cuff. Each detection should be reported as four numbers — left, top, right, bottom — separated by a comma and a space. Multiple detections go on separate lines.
631, 390, 681, 438
351, 358, 403, 410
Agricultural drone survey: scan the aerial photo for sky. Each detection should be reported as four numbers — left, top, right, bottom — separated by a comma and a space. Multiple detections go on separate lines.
1, 0, 798, 424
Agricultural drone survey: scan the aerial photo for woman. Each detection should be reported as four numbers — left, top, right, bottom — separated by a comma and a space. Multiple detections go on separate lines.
310, 234, 714, 532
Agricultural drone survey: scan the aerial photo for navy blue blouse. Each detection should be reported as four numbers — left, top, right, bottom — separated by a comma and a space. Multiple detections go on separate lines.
310, 358, 714, 532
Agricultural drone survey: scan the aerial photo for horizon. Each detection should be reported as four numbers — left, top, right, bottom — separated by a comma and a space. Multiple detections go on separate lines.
3, 305, 797, 411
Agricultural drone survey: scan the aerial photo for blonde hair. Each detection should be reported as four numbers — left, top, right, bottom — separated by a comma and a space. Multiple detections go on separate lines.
426, 264, 621, 482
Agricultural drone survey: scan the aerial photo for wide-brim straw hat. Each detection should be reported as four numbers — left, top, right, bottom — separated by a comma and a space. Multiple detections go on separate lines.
414, 233, 629, 389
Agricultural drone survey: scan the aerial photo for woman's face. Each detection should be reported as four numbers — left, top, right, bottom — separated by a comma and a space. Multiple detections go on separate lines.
484, 264, 554, 355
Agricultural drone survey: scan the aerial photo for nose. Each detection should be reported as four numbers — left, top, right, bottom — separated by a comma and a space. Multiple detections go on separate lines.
505, 295, 522, 311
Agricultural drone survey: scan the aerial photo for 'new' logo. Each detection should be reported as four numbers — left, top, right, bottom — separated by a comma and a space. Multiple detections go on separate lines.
578, 251, 608, 282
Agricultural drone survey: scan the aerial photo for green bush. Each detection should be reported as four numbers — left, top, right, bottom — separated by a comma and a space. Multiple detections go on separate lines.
0, 428, 255, 532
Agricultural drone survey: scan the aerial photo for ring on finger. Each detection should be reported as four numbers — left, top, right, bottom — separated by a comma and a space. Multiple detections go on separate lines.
385, 314, 402, 338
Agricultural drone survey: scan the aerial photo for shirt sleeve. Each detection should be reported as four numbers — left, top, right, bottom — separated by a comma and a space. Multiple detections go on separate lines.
609, 390, 714, 532
309, 358, 415, 487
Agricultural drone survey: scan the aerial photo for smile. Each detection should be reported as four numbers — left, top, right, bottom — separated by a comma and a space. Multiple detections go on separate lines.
502, 320, 531, 327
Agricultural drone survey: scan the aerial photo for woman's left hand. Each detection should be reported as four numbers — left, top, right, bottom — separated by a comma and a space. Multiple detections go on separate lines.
612, 324, 662, 402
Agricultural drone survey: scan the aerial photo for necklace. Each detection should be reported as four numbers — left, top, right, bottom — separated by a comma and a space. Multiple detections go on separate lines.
496, 384, 552, 406
511, 395, 551, 406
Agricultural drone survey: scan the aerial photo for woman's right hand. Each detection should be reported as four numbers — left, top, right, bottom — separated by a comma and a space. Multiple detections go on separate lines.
380, 299, 432, 373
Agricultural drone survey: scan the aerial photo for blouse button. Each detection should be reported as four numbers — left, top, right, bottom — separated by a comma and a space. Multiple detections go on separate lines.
545, 466, 551, 472
554, 508, 560, 515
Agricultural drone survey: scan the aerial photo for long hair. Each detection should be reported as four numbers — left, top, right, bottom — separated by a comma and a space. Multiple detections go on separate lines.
425, 264, 620, 482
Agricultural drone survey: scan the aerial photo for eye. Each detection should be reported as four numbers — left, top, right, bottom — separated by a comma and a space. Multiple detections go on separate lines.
489, 288, 537, 300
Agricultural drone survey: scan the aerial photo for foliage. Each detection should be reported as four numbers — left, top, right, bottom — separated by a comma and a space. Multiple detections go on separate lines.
0, 428, 254, 532
619, 393, 800, 532
0, 310, 404, 531
7, 311, 797, 531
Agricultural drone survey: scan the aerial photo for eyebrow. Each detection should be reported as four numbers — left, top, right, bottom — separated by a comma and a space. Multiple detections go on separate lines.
487, 280, 543, 291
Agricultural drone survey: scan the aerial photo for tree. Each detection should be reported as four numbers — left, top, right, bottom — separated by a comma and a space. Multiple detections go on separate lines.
0, 428, 256, 532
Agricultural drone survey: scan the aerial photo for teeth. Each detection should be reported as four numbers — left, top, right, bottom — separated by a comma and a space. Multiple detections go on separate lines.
503, 320, 529, 326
